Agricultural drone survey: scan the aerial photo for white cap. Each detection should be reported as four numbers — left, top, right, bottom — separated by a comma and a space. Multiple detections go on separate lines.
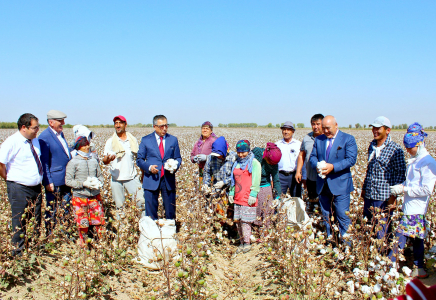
370, 116, 391, 128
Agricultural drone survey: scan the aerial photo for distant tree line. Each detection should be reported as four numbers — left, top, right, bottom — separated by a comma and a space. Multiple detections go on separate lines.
218, 123, 258, 128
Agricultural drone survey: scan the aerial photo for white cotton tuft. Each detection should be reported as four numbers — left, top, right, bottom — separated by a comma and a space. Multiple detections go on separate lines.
317, 161, 327, 179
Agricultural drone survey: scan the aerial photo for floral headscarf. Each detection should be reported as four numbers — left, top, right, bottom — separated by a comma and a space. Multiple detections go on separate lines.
403, 122, 428, 148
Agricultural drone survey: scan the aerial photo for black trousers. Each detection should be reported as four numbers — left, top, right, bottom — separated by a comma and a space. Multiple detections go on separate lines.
306, 179, 318, 200
279, 171, 302, 197
6, 181, 42, 249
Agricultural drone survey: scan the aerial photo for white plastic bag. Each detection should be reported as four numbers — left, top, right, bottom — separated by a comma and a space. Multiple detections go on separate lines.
137, 216, 178, 270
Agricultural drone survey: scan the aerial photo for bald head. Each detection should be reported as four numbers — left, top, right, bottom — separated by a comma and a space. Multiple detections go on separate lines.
322, 115, 338, 138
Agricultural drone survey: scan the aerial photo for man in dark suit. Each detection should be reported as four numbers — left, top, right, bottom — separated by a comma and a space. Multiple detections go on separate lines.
309, 115, 357, 239
39, 110, 72, 234
136, 115, 182, 220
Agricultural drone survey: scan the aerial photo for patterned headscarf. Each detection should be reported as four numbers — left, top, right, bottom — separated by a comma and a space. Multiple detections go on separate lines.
236, 140, 250, 153
403, 122, 428, 148
262, 142, 282, 165
74, 136, 90, 150
201, 121, 213, 130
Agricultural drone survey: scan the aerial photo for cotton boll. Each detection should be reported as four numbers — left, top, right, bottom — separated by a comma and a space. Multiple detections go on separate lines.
346, 281, 354, 294
373, 283, 381, 293
402, 266, 412, 276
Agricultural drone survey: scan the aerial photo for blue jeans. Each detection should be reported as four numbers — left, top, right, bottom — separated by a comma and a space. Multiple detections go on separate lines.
143, 177, 176, 220
363, 198, 393, 241
319, 184, 350, 237
388, 233, 425, 268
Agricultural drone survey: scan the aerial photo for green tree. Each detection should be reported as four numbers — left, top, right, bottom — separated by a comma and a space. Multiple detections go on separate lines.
267, 123, 273, 128
349, 124, 352, 129
355, 123, 361, 129
297, 123, 304, 128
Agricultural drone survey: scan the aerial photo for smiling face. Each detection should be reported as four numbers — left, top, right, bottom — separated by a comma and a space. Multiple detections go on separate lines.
21, 119, 40, 140
49, 118, 65, 134
322, 116, 338, 139
372, 126, 390, 143
281, 128, 294, 141
114, 119, 127, 135
237, 151, 249, 159
201, 126, 212, 139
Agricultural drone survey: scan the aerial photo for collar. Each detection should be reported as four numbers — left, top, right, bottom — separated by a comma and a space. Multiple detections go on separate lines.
155, 132, 166, 140
49, 126, 61, 136
331, 130, 339, 140
371, 135, 392, 147
280, 138, 296, 145
17, 131, 30, 143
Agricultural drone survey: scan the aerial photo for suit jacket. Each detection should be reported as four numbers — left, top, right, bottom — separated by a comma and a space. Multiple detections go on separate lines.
309, 130, 357, 195
39, 128, 72, 187
136, 132, 182, 191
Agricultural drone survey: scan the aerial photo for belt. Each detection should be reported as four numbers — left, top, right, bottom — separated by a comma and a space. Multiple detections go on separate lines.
279, 170, 295, 176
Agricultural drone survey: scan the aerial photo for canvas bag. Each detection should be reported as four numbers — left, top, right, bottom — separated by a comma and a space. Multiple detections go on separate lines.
137, 216, 178, 270
281, 197, 312, 228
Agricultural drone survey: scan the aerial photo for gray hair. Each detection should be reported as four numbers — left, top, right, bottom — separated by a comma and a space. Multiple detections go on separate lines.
153, 115, 167, 125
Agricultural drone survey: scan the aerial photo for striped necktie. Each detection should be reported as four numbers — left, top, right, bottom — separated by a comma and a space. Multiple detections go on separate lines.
27, 139, 43, 175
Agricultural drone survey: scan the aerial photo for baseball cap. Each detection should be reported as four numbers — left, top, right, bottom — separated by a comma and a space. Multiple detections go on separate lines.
280, 121, 295, 130
113, 115, 127, 123
370, 116, 391, 128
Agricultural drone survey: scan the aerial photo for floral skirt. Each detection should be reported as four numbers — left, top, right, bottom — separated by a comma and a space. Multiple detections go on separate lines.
234, 204, 257, 223
72, 194, 105, 228
396, 214, 426, 239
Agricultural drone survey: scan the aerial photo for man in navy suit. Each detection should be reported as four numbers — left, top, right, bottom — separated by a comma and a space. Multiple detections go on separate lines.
136, 115, 182, 220
309, 115, 357, 239
39, 110, 72, 234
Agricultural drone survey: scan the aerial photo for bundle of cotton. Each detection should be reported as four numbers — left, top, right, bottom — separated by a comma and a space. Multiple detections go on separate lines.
317, 160, 327, 179
164, 158, 179, 174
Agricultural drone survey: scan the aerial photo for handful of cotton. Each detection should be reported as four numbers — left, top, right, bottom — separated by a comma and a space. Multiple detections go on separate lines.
317, 160, 327, 179
164, 159, 179, 174
83, 177, 102, 190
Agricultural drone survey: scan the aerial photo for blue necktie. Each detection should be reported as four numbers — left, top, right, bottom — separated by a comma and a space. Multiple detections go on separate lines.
326, 139, 333, 161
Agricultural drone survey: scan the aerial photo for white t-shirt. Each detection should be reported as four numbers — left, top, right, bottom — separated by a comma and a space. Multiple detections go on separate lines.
403, 149, 436, 215
104, 135, 138, 181
276, 139, 302, 172
0, 131, 43, 186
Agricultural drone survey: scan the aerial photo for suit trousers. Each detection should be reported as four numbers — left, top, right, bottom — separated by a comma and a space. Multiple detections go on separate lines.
45, 185, 72, 235
143, 177, 176, 220
279, 171, 302, 197
319, 183, 350, 237
6, 181, 43, 250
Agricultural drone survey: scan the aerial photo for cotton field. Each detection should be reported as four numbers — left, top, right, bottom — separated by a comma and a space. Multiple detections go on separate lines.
0, 127, 435, 299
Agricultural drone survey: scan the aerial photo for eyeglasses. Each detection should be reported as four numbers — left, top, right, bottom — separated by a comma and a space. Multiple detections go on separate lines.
154, 124, 168, 129
27, 125, 40, 131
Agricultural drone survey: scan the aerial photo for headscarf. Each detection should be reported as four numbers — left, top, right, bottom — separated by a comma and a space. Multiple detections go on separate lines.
231, 140, 254, 187
196, 121, 217, 152
74, 136, 90, 150
211, 136, 228, 158
202, 121, 213, 130
403, 122, 427, 148
236, 140, 250, 153
262, 142, 282, 165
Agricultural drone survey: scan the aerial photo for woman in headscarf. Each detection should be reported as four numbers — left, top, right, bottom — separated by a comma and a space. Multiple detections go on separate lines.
252, 143, 282, 232
190, 121, 217, 185
229, 140, 261, 254
389, 123, 436, 279
65, 136, 105, 247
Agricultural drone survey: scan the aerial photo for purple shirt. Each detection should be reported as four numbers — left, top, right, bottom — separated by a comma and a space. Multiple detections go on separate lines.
190, 135, 217, 169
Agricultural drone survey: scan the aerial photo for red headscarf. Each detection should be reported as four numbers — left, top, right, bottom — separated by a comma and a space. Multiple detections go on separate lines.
263, 142, 282, 165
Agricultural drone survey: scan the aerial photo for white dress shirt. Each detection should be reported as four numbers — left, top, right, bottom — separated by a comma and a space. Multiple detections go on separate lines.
276, 138, 302, 172
50, 127, 70, 158
155, 132, 166, 150
0, 131, 43, 186
104, 135, 137, 181
325, 130, 339, 157
403, 148, 436, 215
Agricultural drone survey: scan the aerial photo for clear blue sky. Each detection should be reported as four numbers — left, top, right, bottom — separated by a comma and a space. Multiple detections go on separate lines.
1, 1, 435, 127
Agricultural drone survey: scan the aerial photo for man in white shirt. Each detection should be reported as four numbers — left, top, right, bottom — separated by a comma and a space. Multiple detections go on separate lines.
103, 115, 145, 218
276, 121, 304, 197
39, 110, 72, 235
0, 113, 43, 256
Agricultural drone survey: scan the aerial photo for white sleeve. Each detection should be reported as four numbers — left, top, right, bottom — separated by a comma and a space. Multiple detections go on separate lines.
103, 138, 114, 156
405, 162, 436, 198
0, 138, 13, 164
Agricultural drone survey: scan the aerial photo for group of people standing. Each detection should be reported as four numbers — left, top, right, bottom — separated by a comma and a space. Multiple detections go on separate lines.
0, 112, 435, 279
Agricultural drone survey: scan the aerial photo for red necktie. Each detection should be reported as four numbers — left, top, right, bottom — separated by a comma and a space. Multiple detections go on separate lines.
159, 136, 164, 177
